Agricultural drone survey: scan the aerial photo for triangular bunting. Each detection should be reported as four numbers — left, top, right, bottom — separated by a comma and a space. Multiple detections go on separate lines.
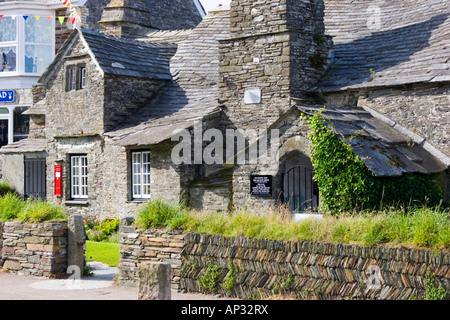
23, 15, 29, 21
70, 17, 76, 25
0, 15, 4, 19
10, 15, 16, 20
35, 15, 40, 21
47, 16, 52, 21
58, 16, 65, 25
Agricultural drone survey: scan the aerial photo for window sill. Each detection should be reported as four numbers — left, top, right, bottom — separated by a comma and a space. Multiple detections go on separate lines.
126, 199, 151, 203
65, 200, 89, 206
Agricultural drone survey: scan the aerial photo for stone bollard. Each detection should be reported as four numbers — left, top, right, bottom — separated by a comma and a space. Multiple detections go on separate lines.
67, 215, 85, 277
138, 262, 172, 300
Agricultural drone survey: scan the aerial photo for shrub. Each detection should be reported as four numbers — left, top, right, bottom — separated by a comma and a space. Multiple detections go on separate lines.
135, 198, 186, 229
0, 181, 16, 197
94, 217, 120, 236
0, 192, 25, 222
18, 199, 67, 223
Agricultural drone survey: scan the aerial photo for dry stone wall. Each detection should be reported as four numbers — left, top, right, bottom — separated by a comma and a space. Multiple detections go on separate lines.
118, 219, 185, 290
1, 221, 69, 278
180, 233, 450, 300
118, 225, 450, 300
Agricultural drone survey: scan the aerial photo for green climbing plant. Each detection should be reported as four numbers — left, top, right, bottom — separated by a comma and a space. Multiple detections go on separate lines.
304, 110, 444, 213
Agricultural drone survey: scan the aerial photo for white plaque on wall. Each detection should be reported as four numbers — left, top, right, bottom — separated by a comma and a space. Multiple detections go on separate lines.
244, 88, 262, 104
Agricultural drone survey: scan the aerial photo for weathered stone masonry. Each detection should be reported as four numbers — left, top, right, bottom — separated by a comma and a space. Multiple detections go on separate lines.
118, 224, 450, 300
1, 221, 69, 278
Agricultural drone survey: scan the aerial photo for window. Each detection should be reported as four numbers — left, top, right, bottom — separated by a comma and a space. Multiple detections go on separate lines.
67, 66, 76, 91
0, 14, 55, 76
0, 16, 17, 73
24, 15, 53, 74
80, 67, 86, 89
131, 151, 151, 199
71, 155, 88, 199
0, 106, 29, 147
66, 65, 86, 91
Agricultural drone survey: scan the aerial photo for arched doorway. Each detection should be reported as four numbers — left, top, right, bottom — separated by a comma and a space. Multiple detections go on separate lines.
280, 151, 319, 213
283, 165, 319, 212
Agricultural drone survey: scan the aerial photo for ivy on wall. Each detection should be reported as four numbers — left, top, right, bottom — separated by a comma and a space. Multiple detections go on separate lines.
304, 111, 444, 213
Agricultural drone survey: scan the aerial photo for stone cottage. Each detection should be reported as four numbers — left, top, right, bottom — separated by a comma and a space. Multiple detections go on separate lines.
1, 0, 449, 219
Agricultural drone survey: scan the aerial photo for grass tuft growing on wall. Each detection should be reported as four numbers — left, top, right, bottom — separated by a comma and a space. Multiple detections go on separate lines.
135, 199, 449, 250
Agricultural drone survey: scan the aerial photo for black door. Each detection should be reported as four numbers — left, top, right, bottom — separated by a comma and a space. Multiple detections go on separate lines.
283, 166, 319, 212
24, 158, 46, 199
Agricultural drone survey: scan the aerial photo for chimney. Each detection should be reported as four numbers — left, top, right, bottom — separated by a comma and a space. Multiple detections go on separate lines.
98, 0, 157, 38
219, 0, 333, 130
99, 0, 204, 38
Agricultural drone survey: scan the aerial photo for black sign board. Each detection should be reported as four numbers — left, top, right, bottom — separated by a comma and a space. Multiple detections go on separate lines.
250, 175, 273, 197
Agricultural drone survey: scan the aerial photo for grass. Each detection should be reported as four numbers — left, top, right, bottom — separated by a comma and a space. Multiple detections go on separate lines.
85, 240, 120, 267
0, 193, 68, 223
136, 199, 449, 250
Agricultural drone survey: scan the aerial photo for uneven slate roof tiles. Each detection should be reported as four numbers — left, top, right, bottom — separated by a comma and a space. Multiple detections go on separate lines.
80, 28, 177, 80
107, 10, 230, 146
314, 0, 450, 92
297, 105, 448, 177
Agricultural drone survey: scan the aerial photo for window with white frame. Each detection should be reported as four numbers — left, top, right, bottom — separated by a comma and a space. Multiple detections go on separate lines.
66, 65, 86, 91
71, 155, 88, 199
0, 14, 55, 76
0, 16, 17, 73
131, 151, 151, 199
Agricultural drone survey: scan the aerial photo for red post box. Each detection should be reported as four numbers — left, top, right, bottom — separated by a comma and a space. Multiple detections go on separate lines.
54, 165, 62, 197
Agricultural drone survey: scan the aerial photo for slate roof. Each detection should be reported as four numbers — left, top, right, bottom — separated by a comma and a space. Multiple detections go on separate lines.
297, 105, 449, 176
79, 28, 177, 80
107, 10, 230, 146
0, 139, 47, 154
40, 28, 177, 84
314, 0, 450, 92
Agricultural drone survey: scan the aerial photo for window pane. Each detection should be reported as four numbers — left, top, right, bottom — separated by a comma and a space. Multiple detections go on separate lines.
0, 120, 9, 148
25, 16, 52, 44
13, 107, 30, 142
1, 46, 17, 72
25, 45, 52, 74
0, 17, 16, 42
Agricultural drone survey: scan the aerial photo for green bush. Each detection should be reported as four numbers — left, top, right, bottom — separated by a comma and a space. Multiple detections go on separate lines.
135, 198, 186, 229
94, 217, 120, 235
0, 192, 25, 222
18, 199, 67, 223
0, 181, 16, 197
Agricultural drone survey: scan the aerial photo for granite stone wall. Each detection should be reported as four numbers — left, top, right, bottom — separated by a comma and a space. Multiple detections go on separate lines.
1, 221, 69, 278
180, 233, 450, 300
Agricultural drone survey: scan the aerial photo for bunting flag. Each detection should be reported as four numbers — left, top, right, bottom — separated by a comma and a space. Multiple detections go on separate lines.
35, 15, 40, 21
0, 15, 4, 19
22, 15, 29, 21
58, 16, 65, 25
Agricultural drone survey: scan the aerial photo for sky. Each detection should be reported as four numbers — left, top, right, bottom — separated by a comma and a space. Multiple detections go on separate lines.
200, 0, 230, 12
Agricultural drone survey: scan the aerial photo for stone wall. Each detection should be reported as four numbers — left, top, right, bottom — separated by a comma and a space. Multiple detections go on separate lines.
1, 221, 69, 278
118, 219, 185, 290
0, 222, 3, 266
356, 83, 450, 157
181, 233, 450, 300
